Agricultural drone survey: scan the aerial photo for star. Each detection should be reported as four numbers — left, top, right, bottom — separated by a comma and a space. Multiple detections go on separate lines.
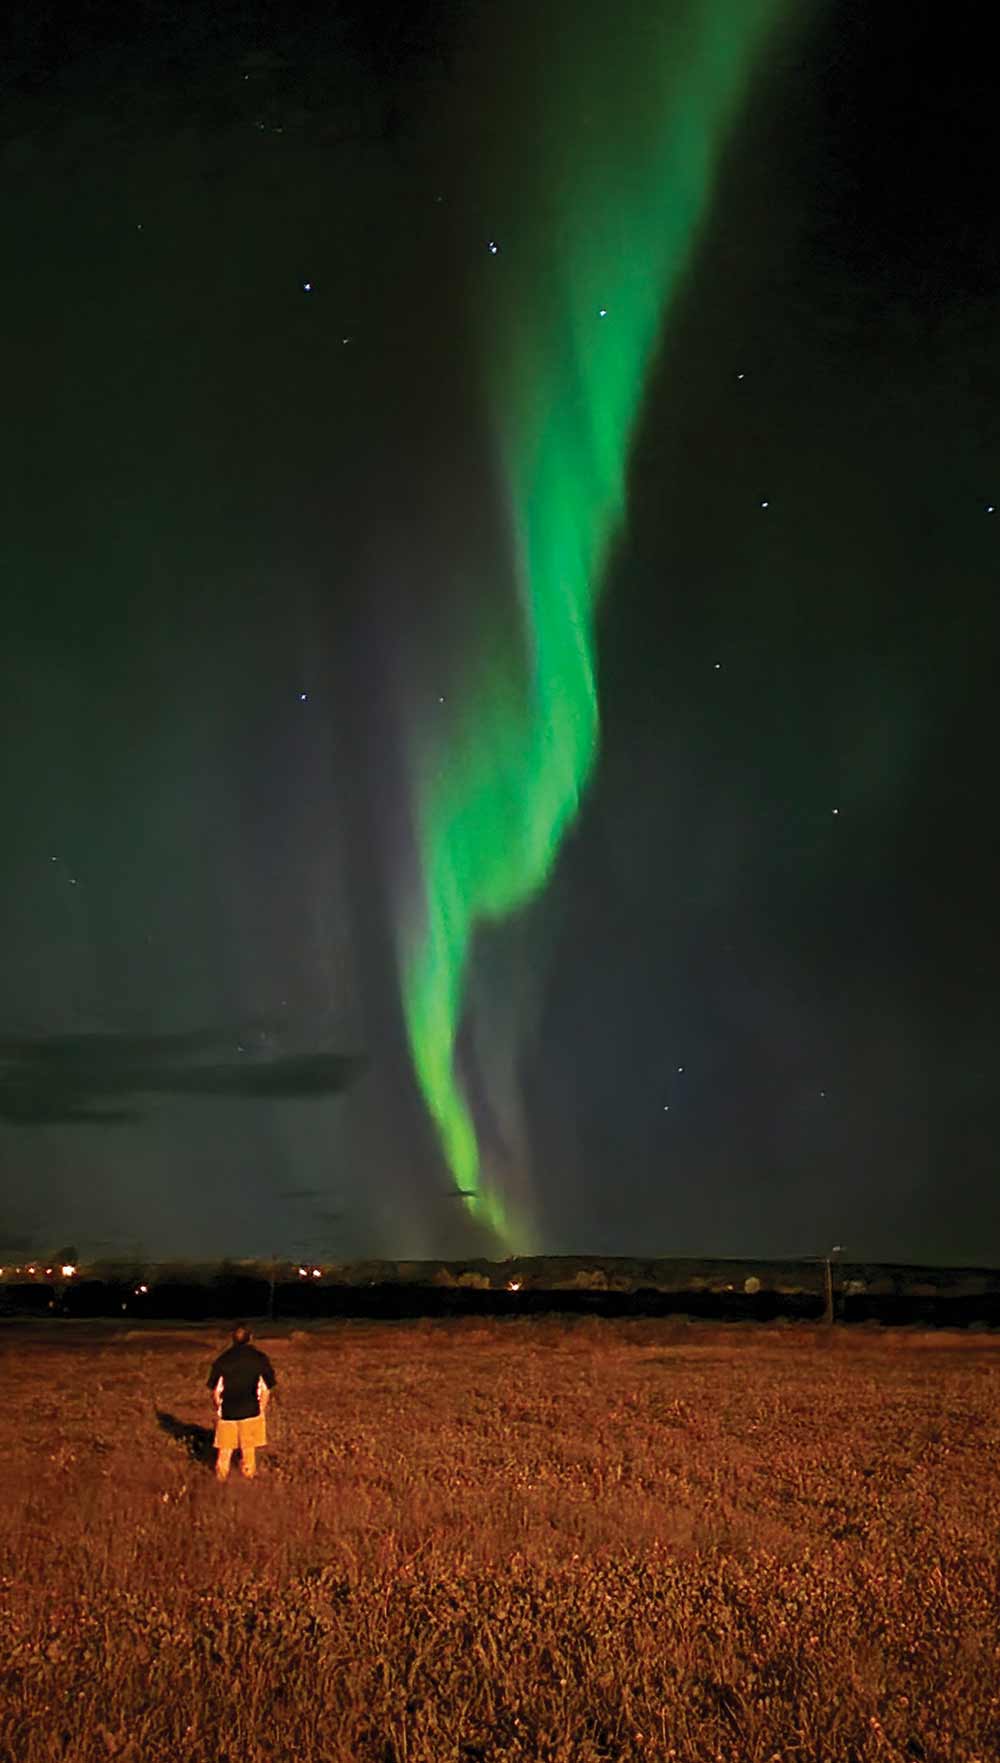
302, 281, 313, 293
760, 499, 769, 508
299, 693, 308, 702
487, 240, 499, 255
598, 307, 608, 318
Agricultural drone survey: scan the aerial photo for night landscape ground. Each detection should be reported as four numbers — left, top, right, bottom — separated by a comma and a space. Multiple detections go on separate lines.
2, 1320, 998, 1762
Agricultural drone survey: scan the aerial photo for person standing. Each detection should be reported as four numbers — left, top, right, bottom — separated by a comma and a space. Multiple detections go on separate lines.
206, 1323, 277, 1481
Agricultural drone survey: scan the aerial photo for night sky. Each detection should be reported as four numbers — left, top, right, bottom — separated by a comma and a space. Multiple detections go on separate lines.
2, 0, 997, 1265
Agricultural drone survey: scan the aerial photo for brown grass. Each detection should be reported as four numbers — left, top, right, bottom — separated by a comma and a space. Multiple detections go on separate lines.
1, 1317, 998, 1762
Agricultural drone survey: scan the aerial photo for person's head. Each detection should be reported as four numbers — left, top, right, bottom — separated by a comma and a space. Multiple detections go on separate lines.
232, 1322, 251, 1345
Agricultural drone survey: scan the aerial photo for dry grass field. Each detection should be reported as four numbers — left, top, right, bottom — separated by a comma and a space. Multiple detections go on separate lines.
1, 1317, 998, 1763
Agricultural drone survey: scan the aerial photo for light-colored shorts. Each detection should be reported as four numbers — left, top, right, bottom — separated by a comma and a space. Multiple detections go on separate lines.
214, 1413, 267, 1450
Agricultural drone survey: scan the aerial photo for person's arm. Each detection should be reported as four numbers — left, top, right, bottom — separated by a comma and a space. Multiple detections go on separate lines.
258, 1355, 277, 1411
206, 1359, 223, 1413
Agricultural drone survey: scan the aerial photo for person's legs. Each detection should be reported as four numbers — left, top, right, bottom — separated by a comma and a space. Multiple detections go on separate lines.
236, 1414, 265, 1478
214, 1417, 238, 1480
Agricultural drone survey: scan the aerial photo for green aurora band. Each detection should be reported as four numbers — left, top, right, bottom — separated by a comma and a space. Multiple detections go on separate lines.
401, 0, 788, 1247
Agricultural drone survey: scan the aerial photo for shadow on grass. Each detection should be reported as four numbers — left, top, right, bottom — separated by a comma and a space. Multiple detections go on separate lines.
156, 1410, 215, 1467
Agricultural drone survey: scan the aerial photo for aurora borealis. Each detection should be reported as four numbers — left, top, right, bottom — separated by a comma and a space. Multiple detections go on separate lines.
2, 0, 1000, 1266
400, 0, 787, 1243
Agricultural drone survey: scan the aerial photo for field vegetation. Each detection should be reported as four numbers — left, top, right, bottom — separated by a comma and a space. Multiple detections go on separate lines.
1, 1317, 998, 1762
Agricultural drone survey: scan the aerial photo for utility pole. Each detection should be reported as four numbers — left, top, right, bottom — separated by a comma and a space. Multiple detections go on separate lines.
822, 1244, 843, 1325
268, 1252, 279, 1323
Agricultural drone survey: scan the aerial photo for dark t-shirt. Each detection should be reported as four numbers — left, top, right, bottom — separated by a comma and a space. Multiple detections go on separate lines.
206, 1341, 277, 1420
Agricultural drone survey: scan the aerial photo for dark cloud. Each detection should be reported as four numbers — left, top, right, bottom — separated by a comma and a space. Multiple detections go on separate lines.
0, 1029, 365, 1124
0, 1099, 141, 1127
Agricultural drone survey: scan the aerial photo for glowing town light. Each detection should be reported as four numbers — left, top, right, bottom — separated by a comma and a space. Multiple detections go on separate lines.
312, 1268, 322, 1279
507, 1278, 523, 1292
60, 1264, 76, 1278
298, 1266, 309, 1277
136, 1284, 148, 1294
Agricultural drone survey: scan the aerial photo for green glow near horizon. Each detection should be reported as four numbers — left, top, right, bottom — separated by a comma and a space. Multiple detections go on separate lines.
401, 0, 786, 1247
